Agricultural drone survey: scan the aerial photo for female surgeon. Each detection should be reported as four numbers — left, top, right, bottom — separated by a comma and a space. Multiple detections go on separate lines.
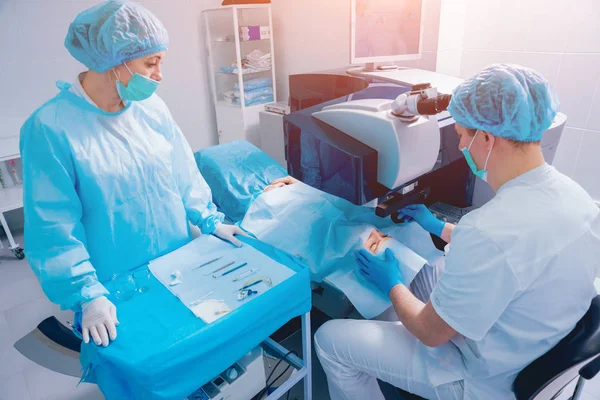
20, 1, 245, 348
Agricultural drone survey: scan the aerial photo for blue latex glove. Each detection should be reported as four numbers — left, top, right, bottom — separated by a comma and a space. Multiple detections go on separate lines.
399, 204, 445, 237
355, 249, 404, 295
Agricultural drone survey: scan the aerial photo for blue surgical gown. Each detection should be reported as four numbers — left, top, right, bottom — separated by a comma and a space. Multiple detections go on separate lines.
20, 81, 224, 311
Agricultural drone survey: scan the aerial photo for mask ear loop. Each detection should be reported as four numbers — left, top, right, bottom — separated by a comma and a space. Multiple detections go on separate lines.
111, 67, 122, 83
468, 130, 494, 171
109, 68, 125, 107
123, 62, 134, 76
482, 133, 495, 171
467, 129, 481, 151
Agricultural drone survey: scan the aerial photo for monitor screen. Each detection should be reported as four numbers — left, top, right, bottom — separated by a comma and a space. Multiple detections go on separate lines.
351, 0, 425, 63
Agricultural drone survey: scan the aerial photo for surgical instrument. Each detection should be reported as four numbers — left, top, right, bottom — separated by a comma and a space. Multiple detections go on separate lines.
204, 261, 235, 276
215, 262, 248, 278
66, 321, 83, 340
192, 256, 223, 270
233, 277, 273, 294
190, 291, 214, 307
237, 289, 258, 301
232, 268, 259, 282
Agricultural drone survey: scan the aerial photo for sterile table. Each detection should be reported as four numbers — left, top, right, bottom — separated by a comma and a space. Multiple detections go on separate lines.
80, 237, 313, 400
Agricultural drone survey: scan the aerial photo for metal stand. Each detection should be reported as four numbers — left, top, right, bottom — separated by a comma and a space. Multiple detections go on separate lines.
262, 312, 312, 400
0, 212, 17, 248
572, 376, 587, 400
0, 186, 25, 259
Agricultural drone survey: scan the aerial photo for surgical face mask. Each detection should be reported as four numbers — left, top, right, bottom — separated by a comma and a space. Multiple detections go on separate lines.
113, 63, 160, 102
461, 130, 494, 182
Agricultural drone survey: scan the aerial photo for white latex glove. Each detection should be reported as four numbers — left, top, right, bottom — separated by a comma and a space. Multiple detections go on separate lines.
81, 296, 119, 347
213, 224, 249, 247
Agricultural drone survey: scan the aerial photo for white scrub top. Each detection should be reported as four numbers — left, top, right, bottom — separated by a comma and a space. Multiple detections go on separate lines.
70, 73, 98, 106
430, 163, 600, 399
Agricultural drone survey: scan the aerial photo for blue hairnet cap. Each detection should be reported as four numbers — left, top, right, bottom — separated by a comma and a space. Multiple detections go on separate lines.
448, 64, 560, 142
65, 1, 169, 72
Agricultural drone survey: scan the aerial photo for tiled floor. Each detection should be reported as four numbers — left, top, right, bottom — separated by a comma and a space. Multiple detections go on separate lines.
1, 232, 599, 400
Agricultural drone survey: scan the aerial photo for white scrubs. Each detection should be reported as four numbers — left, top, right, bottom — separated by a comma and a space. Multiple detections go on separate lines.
316, 164, 600, 399
70, 73, 97, 106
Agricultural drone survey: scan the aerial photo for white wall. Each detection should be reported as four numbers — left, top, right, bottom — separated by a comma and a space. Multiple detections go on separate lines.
456, 0, 600, 201
271, 0, 442, 102
1, 0, 444, 151
435, 0, 466, 77
5, 0, 597, 199
0, 0, 441, 233
0, 0, 221, 152
142, 0, 222, 150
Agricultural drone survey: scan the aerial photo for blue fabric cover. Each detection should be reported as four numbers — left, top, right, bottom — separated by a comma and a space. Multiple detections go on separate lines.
194, 141, 287, 222
80, 236, 311, 400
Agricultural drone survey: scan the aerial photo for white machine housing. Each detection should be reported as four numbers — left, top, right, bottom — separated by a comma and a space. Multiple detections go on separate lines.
312, 98, 441, 190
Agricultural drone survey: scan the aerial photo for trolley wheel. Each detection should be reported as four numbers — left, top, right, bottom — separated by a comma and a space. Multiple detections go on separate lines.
12, 247, 25, 260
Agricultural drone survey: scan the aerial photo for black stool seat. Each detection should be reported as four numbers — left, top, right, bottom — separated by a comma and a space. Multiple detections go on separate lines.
514, 295, 600, 400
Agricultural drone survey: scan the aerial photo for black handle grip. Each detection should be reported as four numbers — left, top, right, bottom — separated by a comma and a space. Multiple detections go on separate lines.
416, 94, 452, 115
580, 354, 600, 380
376, 188, 430, 219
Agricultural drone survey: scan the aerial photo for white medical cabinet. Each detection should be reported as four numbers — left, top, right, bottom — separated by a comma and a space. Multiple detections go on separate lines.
203, 4, 277, 147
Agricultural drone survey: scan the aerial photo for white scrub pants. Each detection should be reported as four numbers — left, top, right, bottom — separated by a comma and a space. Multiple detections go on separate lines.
315, 262, 465, 400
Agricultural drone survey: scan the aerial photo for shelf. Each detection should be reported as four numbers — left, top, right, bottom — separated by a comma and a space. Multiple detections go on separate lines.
204, 5, 275, 146
218, 100, 241, 108
217, 100, 272, 110
217, 69, 272, 76
204, 4, 271, 12
214, 38, 271, 43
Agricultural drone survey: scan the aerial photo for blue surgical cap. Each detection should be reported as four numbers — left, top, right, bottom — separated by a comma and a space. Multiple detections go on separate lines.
65, 1, 169, 73
448, 64, 560, 142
